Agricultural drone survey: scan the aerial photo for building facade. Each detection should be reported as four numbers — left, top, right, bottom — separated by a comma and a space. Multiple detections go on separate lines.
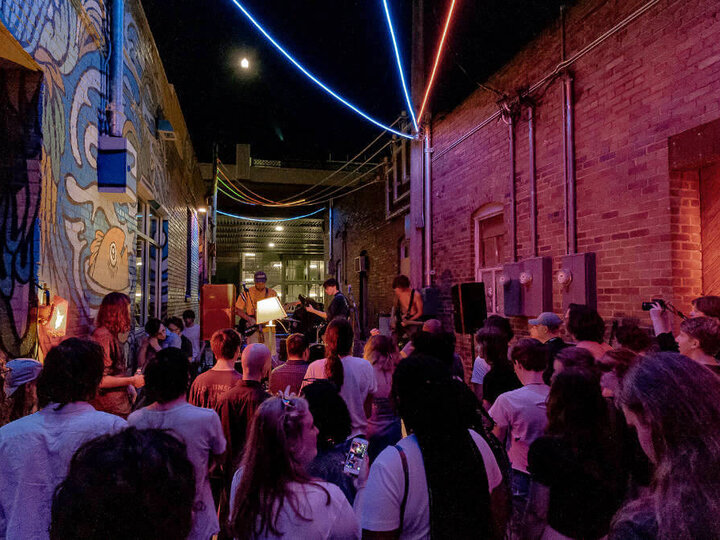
0, 0, 206, 362
327, 0, 720, 368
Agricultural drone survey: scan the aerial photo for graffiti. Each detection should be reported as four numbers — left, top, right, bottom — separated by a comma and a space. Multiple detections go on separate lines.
0, 0, 186, 358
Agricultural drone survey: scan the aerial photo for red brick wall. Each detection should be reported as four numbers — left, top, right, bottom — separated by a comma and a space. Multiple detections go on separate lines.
330, 182, 405, 337
430, 0, 720, 354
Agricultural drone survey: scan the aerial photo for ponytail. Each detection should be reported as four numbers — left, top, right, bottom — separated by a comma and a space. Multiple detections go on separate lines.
323, 319, 354, 390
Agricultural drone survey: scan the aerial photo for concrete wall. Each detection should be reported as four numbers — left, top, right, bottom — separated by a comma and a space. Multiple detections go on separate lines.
0, 0, 205, 361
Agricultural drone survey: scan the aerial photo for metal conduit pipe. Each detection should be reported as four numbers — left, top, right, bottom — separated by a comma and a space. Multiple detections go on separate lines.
423, 125, 433, 287
108, 0, 124, 136
432, 0, 662, 162
508, 115, 517, 263
528, 104, 537, 257
328, 199, 333, 263
563, 73, 577, 254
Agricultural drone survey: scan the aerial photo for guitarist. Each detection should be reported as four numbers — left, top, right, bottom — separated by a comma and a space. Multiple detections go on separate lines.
391, 274, 424, 346
234, 270, 277, 344
305, 278, 350, 326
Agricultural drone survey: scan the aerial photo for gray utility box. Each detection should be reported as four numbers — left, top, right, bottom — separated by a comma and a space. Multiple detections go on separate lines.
503, 257, 553, 317
559, 252, 597, 311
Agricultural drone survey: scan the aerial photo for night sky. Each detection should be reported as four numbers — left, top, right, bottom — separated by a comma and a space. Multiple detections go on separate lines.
141, 0, 571, 163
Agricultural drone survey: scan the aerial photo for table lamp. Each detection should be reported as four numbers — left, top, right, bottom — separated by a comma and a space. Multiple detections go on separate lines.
256, 296, 287, 357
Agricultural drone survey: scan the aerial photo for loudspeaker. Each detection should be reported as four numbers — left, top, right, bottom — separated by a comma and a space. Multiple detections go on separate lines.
451, 282, 488, 334
201, 284, 236, 340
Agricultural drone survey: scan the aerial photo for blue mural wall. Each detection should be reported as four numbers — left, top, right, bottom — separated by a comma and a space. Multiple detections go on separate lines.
0, 0, 205, 360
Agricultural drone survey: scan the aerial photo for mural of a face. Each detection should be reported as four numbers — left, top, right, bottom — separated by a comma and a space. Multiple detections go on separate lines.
88, 226, 129, 291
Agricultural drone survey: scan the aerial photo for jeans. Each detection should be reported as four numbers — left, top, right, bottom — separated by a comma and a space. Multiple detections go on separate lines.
510, 469, 531, 539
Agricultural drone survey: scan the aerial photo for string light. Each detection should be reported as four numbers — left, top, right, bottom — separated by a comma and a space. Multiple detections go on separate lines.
227, 0, 414, 139
217, 207, 325, 222
417, 0, 457, 123
382, 0, 418, 132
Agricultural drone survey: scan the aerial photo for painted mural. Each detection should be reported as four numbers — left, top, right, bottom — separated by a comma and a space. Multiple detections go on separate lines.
0, 0, 178, 358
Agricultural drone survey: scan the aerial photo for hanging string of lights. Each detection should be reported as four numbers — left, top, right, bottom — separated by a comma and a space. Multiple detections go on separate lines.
217, 207, 326, 222
417, 0, 457, 123
382, 0, 418, 133
227, 0, 414, 139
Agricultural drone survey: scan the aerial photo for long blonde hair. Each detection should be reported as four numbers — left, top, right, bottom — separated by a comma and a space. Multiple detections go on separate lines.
363, 334, 399, 374
230, 396, 328, 538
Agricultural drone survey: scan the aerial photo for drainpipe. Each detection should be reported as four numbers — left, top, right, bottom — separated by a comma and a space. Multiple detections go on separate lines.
508, 114, 517, 262
328, 199, 333, 265
108, 0, 125, 137
563, 72, 577, 254
528, 104, 538, 257
423, 124, 432, 287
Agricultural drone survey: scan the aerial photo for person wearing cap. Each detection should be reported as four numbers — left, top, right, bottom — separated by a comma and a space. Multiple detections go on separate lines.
235, 270, 278, 344
1, 358, 42, 427
528, 312, 570, 384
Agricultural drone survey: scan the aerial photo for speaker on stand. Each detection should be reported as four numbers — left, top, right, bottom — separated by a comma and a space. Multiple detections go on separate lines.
451, 282, 488, 360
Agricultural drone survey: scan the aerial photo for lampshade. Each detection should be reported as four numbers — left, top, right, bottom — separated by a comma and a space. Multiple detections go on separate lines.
40, 296, 69, 337
256, 296, 286, 325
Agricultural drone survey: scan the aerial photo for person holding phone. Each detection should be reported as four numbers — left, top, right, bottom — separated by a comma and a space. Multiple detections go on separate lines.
229, 395, 360, 538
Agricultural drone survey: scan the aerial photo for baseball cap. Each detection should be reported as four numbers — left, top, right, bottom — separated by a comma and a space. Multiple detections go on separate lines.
529, 312, 563, 326
3, 358, 43, 397
254, 271, 267, 283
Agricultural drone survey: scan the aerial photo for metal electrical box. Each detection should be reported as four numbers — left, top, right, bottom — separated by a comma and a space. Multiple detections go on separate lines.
98, 135, 135, 201
559, 252, 597, 311
503, 257, 553, 317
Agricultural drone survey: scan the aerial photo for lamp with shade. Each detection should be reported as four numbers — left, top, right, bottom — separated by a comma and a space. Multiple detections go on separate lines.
255, 296, 287, 357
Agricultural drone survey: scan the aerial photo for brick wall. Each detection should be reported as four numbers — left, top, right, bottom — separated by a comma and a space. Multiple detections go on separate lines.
330, 181, 405, 337
429, 0, 720, 355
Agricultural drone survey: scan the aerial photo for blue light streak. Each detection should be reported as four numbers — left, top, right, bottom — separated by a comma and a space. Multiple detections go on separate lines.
217, 207, 326, 222
228, 0, 414, 140
382, 0, 418, 132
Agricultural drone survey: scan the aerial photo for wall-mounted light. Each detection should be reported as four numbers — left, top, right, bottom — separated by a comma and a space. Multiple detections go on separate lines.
240, 57, 250, 69
275, 225, 283, 231
244, 253, 255, 257
38, 296, 69, 337
198, 206, 207, 213
268, 242, 275, 248
309, 264, 318, 269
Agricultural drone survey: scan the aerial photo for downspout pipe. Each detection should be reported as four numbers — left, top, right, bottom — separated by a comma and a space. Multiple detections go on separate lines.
109, 0, 124, 137
508, 114, 517, 263
528, 104, 537, 257
563, 72, 577, 254
423, 124, 432, 287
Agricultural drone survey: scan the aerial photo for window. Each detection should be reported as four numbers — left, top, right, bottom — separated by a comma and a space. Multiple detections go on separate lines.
474, 204, 506, 315
134, 201, 162, 326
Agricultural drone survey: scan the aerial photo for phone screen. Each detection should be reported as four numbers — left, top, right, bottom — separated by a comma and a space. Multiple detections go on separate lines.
343, 438, 369, 476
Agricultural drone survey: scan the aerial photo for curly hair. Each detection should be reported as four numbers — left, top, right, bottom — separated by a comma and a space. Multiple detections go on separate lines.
50, 428, 196, 540
37, 338, 105, 408
95, 292, 131, 336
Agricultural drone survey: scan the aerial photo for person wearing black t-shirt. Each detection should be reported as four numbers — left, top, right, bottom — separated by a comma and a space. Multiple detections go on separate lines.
305, 278, 350, 324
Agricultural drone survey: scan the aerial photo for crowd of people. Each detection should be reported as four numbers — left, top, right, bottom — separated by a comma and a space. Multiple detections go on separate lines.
2, 287, 720, 539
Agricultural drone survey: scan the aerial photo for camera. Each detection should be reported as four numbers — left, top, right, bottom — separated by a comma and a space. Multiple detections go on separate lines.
641, 298, 666, 311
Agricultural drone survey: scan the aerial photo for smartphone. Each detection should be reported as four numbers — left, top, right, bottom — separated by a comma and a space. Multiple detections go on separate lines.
343, 437, 369, 476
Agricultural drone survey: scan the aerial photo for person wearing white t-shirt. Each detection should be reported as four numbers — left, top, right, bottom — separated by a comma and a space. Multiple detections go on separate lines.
229, 395, 360, 539
358, 355, 508, 539
489, 338, 550, 537
182, 309, 203, 362
302, 319, 376, 437
128, 348, 226, 540
0, 339, 126, 540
